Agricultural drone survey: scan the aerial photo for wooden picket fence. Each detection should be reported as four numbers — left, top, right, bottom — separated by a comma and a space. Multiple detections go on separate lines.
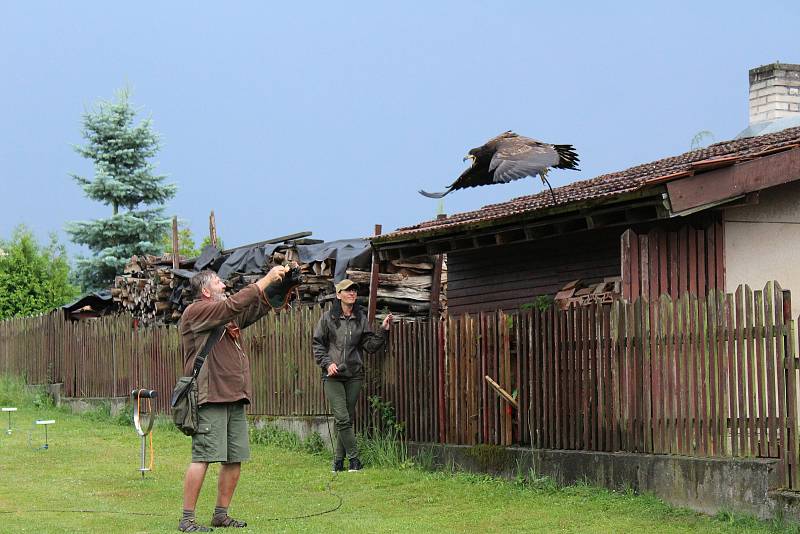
1, 282, 798, 488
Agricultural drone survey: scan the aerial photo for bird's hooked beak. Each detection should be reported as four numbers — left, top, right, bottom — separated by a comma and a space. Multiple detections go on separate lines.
463, 154, 476, 165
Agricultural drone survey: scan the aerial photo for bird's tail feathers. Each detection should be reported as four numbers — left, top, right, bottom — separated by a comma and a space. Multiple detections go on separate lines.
418, 189, 451, 199
553, 144, 580, 170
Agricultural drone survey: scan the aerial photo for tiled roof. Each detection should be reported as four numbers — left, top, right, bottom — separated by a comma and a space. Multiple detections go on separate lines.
377, 126, 800, 243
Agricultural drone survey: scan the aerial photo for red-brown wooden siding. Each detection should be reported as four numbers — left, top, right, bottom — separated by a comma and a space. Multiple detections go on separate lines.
621, 222, 725, 302
447, 229, 623, 315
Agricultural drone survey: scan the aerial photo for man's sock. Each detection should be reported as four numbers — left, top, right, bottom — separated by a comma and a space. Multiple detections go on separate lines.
181, 509, 195, 523
213, 506, 228, 521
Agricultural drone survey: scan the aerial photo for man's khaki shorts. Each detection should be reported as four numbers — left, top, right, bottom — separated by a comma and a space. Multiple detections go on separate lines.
192, 402, 250, 463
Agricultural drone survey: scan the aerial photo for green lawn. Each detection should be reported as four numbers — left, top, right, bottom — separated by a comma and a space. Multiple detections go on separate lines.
0, 383, 797, 533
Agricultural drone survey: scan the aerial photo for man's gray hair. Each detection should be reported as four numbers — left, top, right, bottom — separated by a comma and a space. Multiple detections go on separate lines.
191, 270, 219, 299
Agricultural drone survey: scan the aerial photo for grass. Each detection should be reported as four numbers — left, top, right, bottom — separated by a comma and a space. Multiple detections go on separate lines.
0, 375, 798, 533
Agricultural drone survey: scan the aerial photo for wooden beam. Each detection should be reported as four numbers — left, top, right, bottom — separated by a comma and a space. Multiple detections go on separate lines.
485, 375, 518, 408
367, 224, 382, 323
171, 216, 179, 270
209, 210, 218, 248
376, 196, 668, 259
667, 147, 800, 213
221, 231, 313, 254
430, 254, 444, 319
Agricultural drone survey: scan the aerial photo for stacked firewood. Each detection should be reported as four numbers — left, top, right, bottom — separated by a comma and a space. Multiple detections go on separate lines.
111, 255, 184, 322
554, 277, 621, 310
110, 247, 447, 325
345, 256, 447, 321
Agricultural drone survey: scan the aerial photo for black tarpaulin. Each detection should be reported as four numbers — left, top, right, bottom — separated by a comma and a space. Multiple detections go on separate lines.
295, 238, 371, 282
217, 243, 283, 280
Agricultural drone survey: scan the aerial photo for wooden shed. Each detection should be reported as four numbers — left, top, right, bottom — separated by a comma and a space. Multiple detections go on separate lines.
373, 127, 800, 315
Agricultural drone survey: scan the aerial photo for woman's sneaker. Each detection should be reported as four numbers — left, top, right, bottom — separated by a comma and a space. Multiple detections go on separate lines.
332, 459, 345, 473
348, 457, 363, 472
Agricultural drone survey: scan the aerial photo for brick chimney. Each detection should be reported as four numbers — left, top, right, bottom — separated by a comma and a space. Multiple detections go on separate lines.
749, 63, 800, 125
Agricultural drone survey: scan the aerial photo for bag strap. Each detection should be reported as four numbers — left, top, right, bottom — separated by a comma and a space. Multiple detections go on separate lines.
192, 325, 226, 378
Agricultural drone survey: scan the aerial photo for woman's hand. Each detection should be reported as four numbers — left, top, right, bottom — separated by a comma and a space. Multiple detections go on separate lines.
327, 363, 338, 376
381, 313, 394, 331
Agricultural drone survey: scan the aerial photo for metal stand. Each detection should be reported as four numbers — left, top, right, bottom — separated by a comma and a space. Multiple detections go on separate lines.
1, 407, 16, 435
132, 389, 157, 478
32, 420, 55, 450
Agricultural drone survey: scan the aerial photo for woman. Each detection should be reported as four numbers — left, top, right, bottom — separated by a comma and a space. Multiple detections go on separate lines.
312, 279, 393, 472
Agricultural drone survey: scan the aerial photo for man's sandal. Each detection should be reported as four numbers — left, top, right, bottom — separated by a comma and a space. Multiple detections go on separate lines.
178, 519, 214, 532
211, 515, 247, 528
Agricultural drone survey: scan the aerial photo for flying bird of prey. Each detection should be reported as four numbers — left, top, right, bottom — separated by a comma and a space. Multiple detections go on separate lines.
419, 131, 580, 202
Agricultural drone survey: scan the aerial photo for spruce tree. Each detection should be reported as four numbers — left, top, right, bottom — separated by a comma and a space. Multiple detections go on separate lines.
66, 88, 176, 289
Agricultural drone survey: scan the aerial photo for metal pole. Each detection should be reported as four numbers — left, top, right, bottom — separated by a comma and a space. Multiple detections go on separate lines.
141, 436, 147, 478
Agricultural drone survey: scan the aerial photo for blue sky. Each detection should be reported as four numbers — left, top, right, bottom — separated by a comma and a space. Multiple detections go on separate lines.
1, 1, 798, 257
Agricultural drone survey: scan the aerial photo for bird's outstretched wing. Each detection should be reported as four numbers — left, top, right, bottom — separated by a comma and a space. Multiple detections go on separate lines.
489, 141, 560, 183
418, 131, 579, 199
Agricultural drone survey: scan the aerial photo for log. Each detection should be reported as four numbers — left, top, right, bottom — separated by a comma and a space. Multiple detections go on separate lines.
376, 286, 431, 301
346, 270, 432, 289
390, 258, 434, 270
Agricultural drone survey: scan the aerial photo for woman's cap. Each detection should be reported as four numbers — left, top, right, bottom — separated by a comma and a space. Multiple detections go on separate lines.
335, 279, 359, 292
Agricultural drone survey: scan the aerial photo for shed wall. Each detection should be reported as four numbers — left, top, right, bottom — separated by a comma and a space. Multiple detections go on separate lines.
447, 228, 623, 314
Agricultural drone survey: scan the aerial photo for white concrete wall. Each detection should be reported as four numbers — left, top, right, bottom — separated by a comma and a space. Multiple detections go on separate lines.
724, 181, 800, 320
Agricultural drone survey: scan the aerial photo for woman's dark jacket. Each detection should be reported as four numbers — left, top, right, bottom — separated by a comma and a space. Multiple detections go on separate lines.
312, 301, 387, 379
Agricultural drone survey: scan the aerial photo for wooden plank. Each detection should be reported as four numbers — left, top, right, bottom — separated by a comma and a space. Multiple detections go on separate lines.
707, 290, 719, 456
717, 291, 729, 456
532, 310, 541, 447
516, 313, 525, 443
666, 147, 800, 212
603, 305, 613, 451
679, 293, 691, 454
447, 315, 456, 443
552, 309, 560, 449
622, 230, 633, 301
715, 221, 725, 291
707, 225, 717, 293
659, 231, 669, 298
588, 304, 597, 451
696, 297, 711, 456
438, 319, 446, 443
727, 293, 739, 457
581, 305, 589, 449
774, 283, 788, 483
764, 283, 778, 458
665, 295, 676, 453
745, 286, 758, 456
629, 298, 646, 452
502, 311, 513, 445
642, 296, 652, 453
640, 234, 650, 304
696, 230, 706, 300
546, 307, 554, 448
630, 232, 641, 302
786, 291, 798, 487
619, 300, 630, 451
430, 254, 444, 319
687, 227, 697, 295
754, 289, 768, 457
651, 298, 662, 453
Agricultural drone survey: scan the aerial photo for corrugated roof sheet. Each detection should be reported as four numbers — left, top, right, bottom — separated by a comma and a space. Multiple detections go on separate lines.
379, 126, 800, 242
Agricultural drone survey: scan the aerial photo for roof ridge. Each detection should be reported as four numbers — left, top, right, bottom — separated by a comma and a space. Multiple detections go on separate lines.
390, 126, 800, 237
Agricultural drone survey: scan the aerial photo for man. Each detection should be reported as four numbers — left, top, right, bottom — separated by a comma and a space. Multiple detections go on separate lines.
178, 266, 287, 532
312, 279, 393, 472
